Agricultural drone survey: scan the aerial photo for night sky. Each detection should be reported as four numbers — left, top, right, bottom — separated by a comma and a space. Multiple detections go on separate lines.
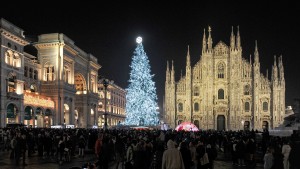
1, 1, 299, 111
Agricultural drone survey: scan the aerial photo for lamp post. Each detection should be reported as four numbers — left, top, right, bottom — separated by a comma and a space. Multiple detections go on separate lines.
102, 78, 113, 130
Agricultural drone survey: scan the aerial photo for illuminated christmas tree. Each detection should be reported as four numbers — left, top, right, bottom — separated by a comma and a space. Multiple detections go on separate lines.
125, 37, 159, 126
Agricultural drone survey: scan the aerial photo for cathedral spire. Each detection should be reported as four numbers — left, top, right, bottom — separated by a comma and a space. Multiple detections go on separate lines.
236, 26, 241, 50
186, 45, 190, 67
230, 26, 235, 50
279, 55, 285, 81
266, 69, 269, 80
166, 60, 169, 72
166, 61, 170, 83
202, 28, 207, 53
171, 60, 175, 83
254, 40, 259, 63
181, 69, 183, 78
207, 26, 213, 51
250, 54, 252, 65
272, 55, 278, 82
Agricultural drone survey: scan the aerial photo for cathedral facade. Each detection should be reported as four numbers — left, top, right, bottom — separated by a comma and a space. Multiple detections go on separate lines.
164, 27, 285, 131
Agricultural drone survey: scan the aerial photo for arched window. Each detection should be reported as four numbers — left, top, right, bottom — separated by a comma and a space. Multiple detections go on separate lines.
7, 74, 16, 92
44, 63, 55, 81
194, 86, 199, 96
218, 89, 224, 99
263, 102, 268, 112
34, 70, 38, 80
245, 102, 250, 112
194, 102, 199, 112
178, 103, 183, 112
24, 66, 28, 77
244, 85, 250, 95
217, 63, 225, 78
13, 53, 21, 67
75, 74, 87, 91
5, 50, 13, 65
63, 65, 70, 83
29, 68, 33, 78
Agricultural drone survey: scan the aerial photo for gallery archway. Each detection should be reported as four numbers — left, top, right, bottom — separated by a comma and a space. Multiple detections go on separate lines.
36, 107, 44, 128
6, 103, 19, 124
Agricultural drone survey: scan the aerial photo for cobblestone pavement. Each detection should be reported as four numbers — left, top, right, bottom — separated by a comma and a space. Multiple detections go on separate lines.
0, 149, 263, 169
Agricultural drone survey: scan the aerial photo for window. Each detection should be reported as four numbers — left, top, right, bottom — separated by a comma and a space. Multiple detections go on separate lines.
218, 89, 224, 99
194, 86, 199, 96
63, 65, 70, 83
263, 102, 268, 112
217, 63, 225, 78
24, 66, 28, 77
244, 85, 250, 95
7, 75, 16, 92
245, 102, 250, 112
12, 53, 20, 67
29, 68, 33, 78
34, 70, 38, 80
178, 103, 183, 112
44, 63, 55, 81
194, 103, 199, 112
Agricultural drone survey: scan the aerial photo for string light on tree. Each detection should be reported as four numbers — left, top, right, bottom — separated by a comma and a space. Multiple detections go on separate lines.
125, 36, 159, 126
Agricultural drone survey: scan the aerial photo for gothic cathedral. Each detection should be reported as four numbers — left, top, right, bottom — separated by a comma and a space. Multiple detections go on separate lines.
164, 27, 285, 131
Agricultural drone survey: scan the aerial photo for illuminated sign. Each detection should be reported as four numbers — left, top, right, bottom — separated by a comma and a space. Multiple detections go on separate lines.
24, 93, 55, 108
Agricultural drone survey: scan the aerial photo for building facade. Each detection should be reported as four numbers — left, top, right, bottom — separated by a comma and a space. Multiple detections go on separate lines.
98, 81, 126, 128
164, 27, 285, 130
0, 18, 103, 128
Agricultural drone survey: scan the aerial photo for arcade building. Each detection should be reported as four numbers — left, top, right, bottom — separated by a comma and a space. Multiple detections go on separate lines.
0, 18, 126, 128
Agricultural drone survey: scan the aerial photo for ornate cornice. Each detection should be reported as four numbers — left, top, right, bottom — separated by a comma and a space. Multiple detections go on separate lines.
34, 42, 64, 49
0, 29, 29, 45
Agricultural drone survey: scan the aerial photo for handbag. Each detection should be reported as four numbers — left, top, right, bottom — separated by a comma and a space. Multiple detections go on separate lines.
200, 147, 209, 165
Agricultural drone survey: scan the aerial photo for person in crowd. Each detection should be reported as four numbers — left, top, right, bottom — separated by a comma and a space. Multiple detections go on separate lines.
162, 139, 185, 169
189, 141, 197, 169
180, 141, 192, 169
263, 147, 273, 169
78, 135, 86, 158
206, 142, 217, 169
95, 133, 103, 163
282, 139, 291, 169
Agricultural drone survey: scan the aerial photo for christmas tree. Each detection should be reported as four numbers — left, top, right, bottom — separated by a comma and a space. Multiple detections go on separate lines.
125, 37, 159, 126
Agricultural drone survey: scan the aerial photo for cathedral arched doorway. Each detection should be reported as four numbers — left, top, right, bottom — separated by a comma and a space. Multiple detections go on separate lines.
6, 103, 19, 124
262, 121, 269, 130
244, 121, 250, 130
194, 120, 199, 129
178, 120, 183, 125
217, 115, 225, 131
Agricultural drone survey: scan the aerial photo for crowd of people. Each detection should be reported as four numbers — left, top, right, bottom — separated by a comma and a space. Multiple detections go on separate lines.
0, 127, 299, 169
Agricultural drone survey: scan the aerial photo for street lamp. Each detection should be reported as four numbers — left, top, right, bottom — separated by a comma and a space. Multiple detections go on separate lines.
101, 78, 113, 130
